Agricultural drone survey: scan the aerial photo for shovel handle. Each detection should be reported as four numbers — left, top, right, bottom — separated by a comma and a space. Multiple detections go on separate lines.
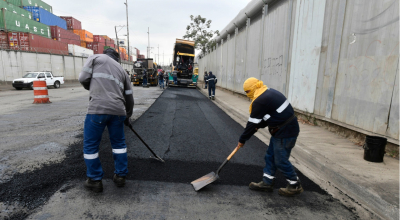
227, 146, 241, 161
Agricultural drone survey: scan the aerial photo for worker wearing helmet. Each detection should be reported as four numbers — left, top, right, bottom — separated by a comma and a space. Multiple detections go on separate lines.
236, 77, 302, 196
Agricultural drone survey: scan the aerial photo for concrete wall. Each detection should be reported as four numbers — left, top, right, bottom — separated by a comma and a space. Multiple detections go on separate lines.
198, 0, 399, 141
0, 50, 135, 82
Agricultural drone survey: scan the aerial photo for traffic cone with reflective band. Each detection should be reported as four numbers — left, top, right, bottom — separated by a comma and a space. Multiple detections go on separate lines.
33, 81, 51, 104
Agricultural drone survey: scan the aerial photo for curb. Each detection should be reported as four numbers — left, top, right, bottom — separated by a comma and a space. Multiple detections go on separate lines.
196, 85, 397, 220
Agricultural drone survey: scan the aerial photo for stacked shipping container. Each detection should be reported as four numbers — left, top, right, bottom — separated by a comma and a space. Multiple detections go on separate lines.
5, 0, 52, 12
0, 9, 51, 38
0, 1, 32, 19
60, 16, 81, 30
23, 6, 67, 30
50, 26, 80, 46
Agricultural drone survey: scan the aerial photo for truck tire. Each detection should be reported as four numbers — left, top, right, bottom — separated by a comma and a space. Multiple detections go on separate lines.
54, 81, 60, 89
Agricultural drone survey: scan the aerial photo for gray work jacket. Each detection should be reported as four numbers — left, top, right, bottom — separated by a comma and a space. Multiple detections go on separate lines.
79, 54, 134, 117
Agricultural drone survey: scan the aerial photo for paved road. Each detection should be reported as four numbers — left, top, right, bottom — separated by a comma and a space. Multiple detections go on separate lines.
0, 87, 359, 219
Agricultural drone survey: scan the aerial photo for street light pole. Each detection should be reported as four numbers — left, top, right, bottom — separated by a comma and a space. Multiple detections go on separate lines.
124, 0, 130, 62
147, 27, 150, 58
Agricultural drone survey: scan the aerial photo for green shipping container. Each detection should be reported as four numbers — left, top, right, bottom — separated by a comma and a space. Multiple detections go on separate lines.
0, 1, 32, 19
5, 0, 52, 13
0, 9, 50, 38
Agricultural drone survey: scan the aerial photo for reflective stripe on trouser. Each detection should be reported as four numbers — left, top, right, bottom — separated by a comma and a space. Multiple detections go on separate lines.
263, 136, 298, 184
83, 114, 128, 180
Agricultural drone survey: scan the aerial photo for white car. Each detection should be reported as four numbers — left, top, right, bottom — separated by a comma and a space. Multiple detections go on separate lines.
12, 72, 65, 90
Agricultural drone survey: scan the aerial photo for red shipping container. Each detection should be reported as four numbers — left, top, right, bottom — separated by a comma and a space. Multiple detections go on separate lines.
60, 16, 82, 30
93, 35, 105, 43
0, 31, 9, 49
29, 33, 69, 55
50, 26, 80, 46
86, 42, 93, 50
92, 42, 106, 54
7, 32, 19, 50
18, 33, 30, 51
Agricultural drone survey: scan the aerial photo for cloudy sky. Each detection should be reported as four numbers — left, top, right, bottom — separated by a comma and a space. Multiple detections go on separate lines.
44, 0, 251, 65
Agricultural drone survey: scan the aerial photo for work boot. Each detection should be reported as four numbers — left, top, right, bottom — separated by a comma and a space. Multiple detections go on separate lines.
212, 96, 215, 100
278, 182, 304, 197
113, 174, 126, 187
249, 180, 274, 192
84, 178, 103, 193
209, 96, 212, 100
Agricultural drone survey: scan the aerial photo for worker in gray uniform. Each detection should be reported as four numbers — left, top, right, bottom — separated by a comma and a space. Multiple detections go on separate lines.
79, 48, 134, 193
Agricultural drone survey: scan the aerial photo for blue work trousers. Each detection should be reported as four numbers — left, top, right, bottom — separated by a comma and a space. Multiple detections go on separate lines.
208, 85, 215, 97
262, 136, 298, 184
159, 79, 164, 89
83, 114, 128, 180
143, 78, 147, 86
173, 76, 178, 85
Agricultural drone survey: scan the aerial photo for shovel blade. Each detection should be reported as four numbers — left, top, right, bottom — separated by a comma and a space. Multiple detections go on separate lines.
191, 172, 219, 191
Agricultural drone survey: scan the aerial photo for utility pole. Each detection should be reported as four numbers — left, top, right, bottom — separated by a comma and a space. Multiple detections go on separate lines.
124, 0, 130, 62
115, 25, 126, 64
163, 51, 164, 66
158, 44, 159, 66
147, 27, 150, 58
115, 26, 121, 64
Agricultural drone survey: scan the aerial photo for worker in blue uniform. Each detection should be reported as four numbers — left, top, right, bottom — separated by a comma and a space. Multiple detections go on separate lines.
236, 77, 302, 197
206, 71, 217, 100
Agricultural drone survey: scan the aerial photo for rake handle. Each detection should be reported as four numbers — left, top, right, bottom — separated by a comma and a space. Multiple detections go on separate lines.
227, 146, 241, 160
128, 124, 159, 158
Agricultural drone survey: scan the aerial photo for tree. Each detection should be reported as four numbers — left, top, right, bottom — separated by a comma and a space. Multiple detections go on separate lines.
183, 15, 220, 55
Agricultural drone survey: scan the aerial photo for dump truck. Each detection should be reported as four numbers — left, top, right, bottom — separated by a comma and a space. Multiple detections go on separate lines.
131, 58, 158, 86
168, 39, 197, 88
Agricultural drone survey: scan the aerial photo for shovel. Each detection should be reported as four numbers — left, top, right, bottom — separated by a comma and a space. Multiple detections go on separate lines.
127, 124, 165, 163
191, 145, 241, 191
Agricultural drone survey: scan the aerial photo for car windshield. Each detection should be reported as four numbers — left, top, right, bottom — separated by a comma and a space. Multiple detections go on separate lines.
23, 73, 39, 78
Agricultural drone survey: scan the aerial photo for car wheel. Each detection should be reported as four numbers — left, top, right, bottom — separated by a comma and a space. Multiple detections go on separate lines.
54, 81, 60, 89
29, 83, 33, 90
15, 87, 22, 90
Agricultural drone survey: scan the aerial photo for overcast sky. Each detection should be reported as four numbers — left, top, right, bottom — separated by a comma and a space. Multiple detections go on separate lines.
44, 0, 251, 65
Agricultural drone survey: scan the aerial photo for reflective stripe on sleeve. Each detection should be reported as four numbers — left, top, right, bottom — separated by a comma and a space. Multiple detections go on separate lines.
263, 173, 275, 179
84, 153, 99, 159
93, 73, 124, 90
82, 67, 92, 73
263, 114, 271, 121
125, 90, 133, 95
248, 117, 262, 124
276, 100, 290, 113
113, 148, 127, 154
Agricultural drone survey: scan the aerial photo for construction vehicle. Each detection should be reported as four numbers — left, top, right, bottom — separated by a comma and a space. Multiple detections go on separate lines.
168, 39, 197, 88
131, 58, 158, 86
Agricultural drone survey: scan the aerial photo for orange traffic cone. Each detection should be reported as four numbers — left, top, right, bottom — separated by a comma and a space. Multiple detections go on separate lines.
33, 81, 51, 104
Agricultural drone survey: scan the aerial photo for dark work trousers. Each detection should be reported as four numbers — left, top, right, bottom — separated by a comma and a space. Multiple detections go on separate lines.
208, 85, 215, 97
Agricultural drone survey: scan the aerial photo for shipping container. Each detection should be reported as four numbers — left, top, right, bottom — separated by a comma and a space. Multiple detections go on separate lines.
8, 32, 29, 51
80, 41, 86, 48
0, 31, 8, 49
50, 26, 80, 46
86, 42, 93, 50
73, 29, 93, 42
93, 35, 105, 43
23, 6, 67, 30
68, 44, 93, 57
5, 0, 52, 13
0, 1, 32, 19
92, 42, 105, 54
0, 9, 51, 38
29, 32, 68, 55
60, 16, 81, 30
102, 35, 111, 41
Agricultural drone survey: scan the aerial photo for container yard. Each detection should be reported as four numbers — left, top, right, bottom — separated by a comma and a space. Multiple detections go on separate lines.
0, 0, 138, 60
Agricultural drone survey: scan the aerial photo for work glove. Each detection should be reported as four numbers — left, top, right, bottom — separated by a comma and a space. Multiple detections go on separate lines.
124, 118, 131, 127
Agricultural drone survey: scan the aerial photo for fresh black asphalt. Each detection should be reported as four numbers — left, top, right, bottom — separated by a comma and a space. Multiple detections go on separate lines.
0, 87, 359, 219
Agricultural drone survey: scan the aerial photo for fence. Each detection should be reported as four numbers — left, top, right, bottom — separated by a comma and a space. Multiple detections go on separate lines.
198, 0, 399, 141
0, 49, 135, 82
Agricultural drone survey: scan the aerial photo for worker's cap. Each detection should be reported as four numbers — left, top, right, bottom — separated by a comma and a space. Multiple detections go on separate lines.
104, 48, 120, 62
209, 71, 212, 74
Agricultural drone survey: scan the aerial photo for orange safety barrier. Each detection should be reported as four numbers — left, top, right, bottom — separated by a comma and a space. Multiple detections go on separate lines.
33, 81, 51, 104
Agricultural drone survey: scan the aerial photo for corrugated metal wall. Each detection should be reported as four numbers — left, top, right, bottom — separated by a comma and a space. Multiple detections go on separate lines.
0, 50, 136, 81
198, 0, 399, 140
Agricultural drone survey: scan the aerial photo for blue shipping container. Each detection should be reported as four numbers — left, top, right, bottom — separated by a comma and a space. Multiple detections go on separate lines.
23, 6, 67, 30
